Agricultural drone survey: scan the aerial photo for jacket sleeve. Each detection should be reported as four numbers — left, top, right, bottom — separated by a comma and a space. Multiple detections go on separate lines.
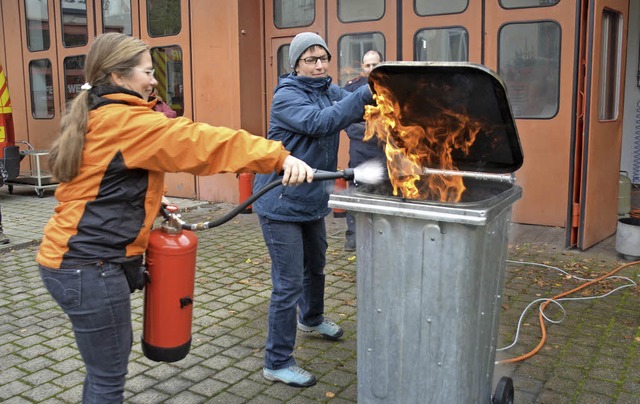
271, 84, 373, 138
345, 122, 366, 141
90, 105, 290, 175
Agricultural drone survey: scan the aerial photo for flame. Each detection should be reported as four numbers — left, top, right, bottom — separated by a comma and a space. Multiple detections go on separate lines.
364, 78, 482, 202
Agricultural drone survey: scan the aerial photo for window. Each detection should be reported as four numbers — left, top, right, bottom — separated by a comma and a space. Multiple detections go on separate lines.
29, 59, 54, 119
276, 45, 293, 77
415, 0, 467, 16
338, 33, 385, 86
102, 0, 132, 34
61, 0, 88, 47
148, 0, 181, 37
274, 0, 314, 28
25, 0, 50, 51
499, 21, 561, 119
338, 0, 384, 23
64, 55, 85, 104
415, 27, 468, 62
598, 9, 622, 121
151, 46, 184, 116
501, 0, 560, 9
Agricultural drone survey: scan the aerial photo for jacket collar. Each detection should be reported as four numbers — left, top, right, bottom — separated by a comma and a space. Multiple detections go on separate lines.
279, 73, 332, 92
88, 85, 157, 110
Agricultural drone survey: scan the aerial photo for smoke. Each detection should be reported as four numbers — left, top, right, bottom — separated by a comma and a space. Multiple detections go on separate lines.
353, 160, 387, 185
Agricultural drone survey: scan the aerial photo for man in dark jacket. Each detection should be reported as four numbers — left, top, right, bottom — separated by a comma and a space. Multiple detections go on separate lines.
253, 32, 373, 388
343, 50, 386, 251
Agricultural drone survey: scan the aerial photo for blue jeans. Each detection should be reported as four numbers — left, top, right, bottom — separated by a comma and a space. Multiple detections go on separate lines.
259, 217, 327, 370
39, 262, 132, 404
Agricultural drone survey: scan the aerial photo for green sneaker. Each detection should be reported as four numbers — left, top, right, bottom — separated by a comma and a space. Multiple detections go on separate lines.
263, 365, 316, 387
297, 319, 344, 340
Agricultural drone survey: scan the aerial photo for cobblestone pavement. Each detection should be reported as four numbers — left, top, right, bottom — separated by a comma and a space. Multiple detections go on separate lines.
0, 186, 638, 403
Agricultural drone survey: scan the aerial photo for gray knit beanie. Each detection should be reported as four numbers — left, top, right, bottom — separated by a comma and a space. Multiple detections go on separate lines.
289, 32, 331, 69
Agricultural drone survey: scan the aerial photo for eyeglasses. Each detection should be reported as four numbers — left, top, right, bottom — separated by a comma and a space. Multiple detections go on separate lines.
134, 68, 155, 78
300, 55, 331, 65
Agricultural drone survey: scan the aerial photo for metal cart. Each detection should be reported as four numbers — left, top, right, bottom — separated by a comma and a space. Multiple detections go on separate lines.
5, 141, 58, 197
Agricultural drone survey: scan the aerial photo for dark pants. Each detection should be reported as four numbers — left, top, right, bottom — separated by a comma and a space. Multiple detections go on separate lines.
258, 217, 327, 370
40, 262, 132, 403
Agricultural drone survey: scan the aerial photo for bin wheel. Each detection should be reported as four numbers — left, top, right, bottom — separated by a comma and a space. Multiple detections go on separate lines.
8, 185, 13, 194
492, 376, 514, 404
36, 188, 44, 198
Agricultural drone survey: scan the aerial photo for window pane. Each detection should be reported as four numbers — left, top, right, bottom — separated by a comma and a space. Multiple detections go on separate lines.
415, 0, 467, 16
25, 0, 50, 51
415, 27, 468, 62
274, 0, 314, 28
29, 59, 54, 119
277, 45, 293, 78
148, 0, 181, 37
102, 0, 132, 34
61, 0, 88, 47
338, 33, 385, 86
501, 0, 560, 9
64, 55, 85, 104
599, 9, 622, 121
151, 46, 184, 116
338, 0, 384, 23
499, 21, 561, 119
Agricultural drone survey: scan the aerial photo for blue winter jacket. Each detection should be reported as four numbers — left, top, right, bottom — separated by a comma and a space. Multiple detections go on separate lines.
253, 74, 373, 221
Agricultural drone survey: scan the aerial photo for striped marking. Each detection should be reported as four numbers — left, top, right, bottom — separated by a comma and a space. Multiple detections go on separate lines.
0, 63, 11, 110
152, 49, 169, 102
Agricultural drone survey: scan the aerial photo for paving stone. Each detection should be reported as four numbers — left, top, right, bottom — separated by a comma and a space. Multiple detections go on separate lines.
188, 378, 229, 397
154, 376, 193, 395
0, 380, 32, 399
163, 390, 208, 404
211, 366, 250, 385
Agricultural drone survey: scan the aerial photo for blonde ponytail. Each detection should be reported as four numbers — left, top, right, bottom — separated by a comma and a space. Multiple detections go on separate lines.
49, 91, 90, 182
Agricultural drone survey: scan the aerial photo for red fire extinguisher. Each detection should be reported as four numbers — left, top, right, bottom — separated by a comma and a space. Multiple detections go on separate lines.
238, 172, 254, 214
142, 205, 198, 362
333, 177, 347, 218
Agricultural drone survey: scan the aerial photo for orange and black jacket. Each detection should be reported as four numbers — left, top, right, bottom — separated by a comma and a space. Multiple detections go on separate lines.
37, 87, 288, 269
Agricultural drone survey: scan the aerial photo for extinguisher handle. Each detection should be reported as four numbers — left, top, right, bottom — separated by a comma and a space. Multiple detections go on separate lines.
312, 168, 355, 182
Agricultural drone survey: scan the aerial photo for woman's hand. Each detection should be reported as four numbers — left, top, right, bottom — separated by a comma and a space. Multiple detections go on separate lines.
281, 155, 314, 186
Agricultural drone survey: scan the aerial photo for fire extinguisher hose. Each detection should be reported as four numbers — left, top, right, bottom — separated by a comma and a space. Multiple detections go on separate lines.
161, 168, 355, 231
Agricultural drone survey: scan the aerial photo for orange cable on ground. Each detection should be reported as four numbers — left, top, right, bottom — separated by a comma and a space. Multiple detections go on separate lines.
497, 260, 640, 364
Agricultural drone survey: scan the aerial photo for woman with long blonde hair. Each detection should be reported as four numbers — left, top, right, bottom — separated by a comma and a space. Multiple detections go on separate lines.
38, 32, 313, 403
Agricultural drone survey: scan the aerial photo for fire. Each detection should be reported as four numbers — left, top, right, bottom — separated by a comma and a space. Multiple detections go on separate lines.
364, 78, 482, 202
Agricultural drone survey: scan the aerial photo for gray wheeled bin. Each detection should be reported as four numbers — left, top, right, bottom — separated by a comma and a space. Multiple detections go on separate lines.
329, 62, 523, 404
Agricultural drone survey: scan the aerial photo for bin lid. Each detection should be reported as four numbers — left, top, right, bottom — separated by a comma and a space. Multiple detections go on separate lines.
367, 62, 523, 175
